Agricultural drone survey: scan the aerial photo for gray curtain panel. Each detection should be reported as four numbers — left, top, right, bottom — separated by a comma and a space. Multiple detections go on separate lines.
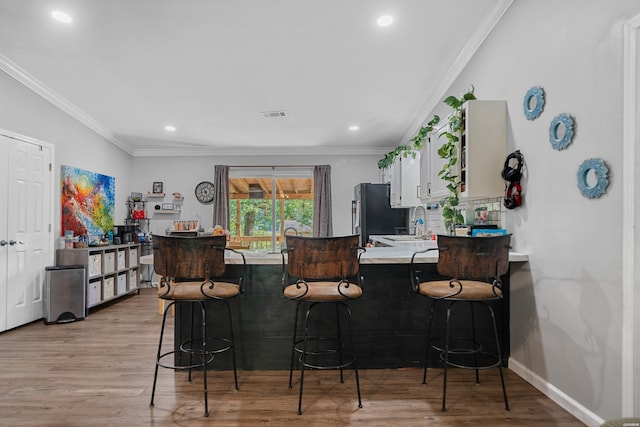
213, 165, 229, 230
313, 165, 333, 237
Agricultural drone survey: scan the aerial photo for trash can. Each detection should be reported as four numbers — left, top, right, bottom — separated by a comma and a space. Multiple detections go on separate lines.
44, 265, 86, 324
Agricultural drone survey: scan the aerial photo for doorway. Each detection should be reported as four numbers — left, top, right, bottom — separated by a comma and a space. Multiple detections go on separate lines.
623, 14, 640, 417
0, 131, 54, 332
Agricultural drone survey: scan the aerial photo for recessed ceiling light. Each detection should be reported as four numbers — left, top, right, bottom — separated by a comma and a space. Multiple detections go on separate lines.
164, 125, 176, 132
51, 11, 72, 24
349, 125, 360, 131
377, 15, 393, 27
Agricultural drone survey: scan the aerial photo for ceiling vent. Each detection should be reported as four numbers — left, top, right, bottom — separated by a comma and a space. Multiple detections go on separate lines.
260, 110, 287, 118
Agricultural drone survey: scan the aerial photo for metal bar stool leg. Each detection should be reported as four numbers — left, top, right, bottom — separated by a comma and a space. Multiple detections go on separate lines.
487, 304, 509, 410
188, 301, 196, 382
223, 299, 239, 390
442, 302, 454, 412
343, 302, 362, 409
289, 301, 302, 389
423, 302, 435, 384
297, 303, 316, 415
197, 301, 210, 417
335, 303, 345, 383
470, 302, 480, 384
150, 300, 174, 407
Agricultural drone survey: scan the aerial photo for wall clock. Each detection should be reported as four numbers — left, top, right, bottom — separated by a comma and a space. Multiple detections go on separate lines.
195, 181, 215, 204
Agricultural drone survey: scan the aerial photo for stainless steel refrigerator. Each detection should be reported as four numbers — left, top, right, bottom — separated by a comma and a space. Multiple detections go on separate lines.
352, 183, 409, 246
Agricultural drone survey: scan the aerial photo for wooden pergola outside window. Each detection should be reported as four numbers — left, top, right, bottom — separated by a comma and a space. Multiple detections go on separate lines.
228, 177, 314, 250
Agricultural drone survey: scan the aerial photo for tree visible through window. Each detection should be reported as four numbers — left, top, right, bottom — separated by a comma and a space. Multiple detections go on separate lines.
228, 174, 313, 251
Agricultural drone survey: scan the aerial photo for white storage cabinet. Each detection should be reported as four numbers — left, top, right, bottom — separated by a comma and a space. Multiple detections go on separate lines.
56, 243, 141, 313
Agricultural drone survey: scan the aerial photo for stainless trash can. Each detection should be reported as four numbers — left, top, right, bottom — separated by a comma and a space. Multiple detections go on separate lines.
44, 265, 86, 324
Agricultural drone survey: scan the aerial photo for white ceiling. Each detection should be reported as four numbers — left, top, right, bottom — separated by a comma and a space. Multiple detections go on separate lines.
0, 0, 511, 157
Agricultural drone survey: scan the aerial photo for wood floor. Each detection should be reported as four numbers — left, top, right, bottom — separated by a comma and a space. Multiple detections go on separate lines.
0, 288, 584, 426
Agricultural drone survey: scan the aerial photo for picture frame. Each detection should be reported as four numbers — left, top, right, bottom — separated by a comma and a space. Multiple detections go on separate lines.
152, 181, 164, 194
161, 203, 174, 210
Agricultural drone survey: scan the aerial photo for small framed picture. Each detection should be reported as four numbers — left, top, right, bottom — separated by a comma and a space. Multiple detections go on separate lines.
152, 182, 163, 194
162, 203, 174, 210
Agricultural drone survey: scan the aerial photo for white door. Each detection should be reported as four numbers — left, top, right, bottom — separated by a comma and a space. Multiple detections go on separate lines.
0, 134, 53, 331
0, 138, 7, 331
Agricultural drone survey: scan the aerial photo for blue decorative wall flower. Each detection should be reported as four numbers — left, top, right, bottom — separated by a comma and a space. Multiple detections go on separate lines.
523, 86, 544, 120
549, 113, 574, 150
577, 158, 608, 199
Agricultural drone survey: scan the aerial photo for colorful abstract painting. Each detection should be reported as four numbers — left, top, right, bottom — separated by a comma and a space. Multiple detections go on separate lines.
61, 165, 115, 237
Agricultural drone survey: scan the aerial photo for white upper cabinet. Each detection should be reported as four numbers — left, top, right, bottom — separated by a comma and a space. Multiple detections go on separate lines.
381, 166, 392, 184
458, 100, 506, 199
420, 100, 506, 202
421, 121, 450, 201
389, 151, 421, 208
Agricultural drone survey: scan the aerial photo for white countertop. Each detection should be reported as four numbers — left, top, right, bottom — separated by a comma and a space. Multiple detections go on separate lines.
366, 235, 529, 264
141, 236, 528, 266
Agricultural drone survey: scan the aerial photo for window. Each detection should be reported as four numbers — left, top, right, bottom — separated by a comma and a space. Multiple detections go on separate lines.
228, 167, 313, 251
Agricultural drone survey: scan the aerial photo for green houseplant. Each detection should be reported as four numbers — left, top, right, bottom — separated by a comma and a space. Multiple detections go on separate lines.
437, 88, 476, 233
378, 86, 477, 233
377, 115, 441, 170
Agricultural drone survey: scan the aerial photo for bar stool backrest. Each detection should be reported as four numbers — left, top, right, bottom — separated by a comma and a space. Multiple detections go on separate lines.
436, 234, 511, 281
152, 234, 227, 281
285, 235, 360, 281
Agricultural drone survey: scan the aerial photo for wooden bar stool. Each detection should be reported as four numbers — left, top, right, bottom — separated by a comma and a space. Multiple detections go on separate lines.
149, 234, 247, 417
281, 234, 365, 415
410, 234, 511, 412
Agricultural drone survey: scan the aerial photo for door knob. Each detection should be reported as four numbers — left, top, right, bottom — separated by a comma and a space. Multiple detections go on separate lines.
9, 240, 23, 245
0, 240, 6, 246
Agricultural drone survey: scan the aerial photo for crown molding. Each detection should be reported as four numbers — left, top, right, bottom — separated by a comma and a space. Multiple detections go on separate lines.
400, 0, 514, 144
131, 145, 394, 158
0, 53, 134, 155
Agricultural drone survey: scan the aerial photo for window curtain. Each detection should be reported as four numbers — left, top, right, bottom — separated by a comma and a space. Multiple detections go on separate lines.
213, 165, 229, 230
313, 165, 332, 237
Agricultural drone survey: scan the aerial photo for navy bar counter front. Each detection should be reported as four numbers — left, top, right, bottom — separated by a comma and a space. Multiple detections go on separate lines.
171, 244, 528, 370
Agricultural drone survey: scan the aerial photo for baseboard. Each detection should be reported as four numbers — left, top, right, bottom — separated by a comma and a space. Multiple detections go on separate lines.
509, 359, 605, 427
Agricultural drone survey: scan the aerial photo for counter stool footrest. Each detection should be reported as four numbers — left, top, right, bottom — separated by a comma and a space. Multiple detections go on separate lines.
156, 350, 215, 371
180, 337, 234, 355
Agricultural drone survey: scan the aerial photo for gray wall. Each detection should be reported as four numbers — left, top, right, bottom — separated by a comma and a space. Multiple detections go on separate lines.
2, 1, 638, 424
130, 154, 383, 237
0, 71, 133, 249
423, 1, 638, 423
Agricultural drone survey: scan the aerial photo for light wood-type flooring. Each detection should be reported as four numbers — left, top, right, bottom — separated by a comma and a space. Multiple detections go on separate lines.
0, 288, 584, 426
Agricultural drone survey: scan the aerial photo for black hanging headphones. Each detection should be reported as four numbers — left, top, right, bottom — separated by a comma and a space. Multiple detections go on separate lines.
504, 182, 522, 210
501, 150, 524, 183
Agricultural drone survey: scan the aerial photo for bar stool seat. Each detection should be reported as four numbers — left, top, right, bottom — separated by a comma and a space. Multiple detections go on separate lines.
283, 281, 363, 301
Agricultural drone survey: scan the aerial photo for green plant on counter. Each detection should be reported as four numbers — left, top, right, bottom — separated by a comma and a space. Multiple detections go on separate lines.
377, 115, 441, 170
438, 87, 476, 232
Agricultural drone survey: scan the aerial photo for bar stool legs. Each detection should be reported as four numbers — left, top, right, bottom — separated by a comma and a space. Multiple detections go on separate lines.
289, 301, 362, 415
423, 300, 509, 412
150, 299, 239, 417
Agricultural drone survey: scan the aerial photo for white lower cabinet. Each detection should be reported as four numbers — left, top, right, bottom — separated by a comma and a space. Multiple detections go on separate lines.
56, 244, 140, 313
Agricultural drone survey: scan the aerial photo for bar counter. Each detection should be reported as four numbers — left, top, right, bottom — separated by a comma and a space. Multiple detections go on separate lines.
171, 240, 528, 370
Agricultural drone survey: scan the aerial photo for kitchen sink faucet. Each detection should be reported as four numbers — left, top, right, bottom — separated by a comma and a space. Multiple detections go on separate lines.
410, 204, 427, 237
